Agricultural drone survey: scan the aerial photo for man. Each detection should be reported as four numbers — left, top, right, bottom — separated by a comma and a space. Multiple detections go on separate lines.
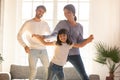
17, 5, 51, 80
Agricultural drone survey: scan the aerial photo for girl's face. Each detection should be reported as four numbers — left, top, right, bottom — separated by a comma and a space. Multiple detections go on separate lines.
59, 34, 67, 43
64, 9, 74, 21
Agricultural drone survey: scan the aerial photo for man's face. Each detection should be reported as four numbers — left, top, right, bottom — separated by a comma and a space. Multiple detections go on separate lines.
36, 8, 45, 19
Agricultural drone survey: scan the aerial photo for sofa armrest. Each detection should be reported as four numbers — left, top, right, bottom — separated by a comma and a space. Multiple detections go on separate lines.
0, 72, 11, 80
89, 74, 100, 80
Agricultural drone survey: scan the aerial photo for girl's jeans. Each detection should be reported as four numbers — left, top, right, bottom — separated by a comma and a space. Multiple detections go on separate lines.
29, 49, 49, 80
47, 62, 64, 80
67, 55, 89, 80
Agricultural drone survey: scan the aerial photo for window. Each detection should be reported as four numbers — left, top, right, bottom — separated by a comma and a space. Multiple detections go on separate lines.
16, 0, 91, 74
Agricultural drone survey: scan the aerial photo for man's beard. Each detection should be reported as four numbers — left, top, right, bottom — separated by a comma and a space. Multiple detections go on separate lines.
36, 14, 42, 19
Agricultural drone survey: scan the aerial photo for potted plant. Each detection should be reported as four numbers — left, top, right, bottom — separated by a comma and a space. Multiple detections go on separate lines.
0, 53, 3, 64
94, 42, 120, 80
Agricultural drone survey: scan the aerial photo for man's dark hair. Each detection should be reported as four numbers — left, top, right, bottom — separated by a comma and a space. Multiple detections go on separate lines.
56, 28, 72, 45
36, 5, 46, 12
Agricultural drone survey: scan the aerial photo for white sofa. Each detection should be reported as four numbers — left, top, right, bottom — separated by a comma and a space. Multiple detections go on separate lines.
0, 64, 100, 80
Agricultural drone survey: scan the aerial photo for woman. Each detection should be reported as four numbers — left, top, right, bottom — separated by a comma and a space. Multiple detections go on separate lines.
43, 4, 91, 80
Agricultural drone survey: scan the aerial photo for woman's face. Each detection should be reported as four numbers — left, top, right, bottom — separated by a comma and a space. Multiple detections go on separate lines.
59, 34, 67, 43
64, 9, 74, 21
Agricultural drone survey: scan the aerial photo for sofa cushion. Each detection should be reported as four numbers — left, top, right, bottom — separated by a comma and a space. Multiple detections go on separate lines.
10, 64, 44, 79
0, 72, 11, 80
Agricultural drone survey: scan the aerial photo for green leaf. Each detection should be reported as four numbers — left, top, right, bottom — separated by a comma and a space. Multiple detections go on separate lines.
94, 42, 120, 73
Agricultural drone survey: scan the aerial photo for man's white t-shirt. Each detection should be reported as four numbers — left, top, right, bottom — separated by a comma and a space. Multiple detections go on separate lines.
17, 19, 51, 49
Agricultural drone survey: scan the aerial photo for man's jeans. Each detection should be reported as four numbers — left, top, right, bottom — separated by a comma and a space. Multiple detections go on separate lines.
47, 62, 64, 80
29, 49, 49, 80
67, 55, 89, 80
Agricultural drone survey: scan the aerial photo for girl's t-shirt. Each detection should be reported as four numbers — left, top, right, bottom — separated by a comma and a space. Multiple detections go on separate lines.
51, 43, 73, 66
45, 20, 84, 55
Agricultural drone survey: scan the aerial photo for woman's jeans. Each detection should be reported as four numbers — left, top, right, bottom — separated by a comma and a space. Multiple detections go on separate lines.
47, 62, 64, 80
29, 49, 49, 80
67, 55, 89, 80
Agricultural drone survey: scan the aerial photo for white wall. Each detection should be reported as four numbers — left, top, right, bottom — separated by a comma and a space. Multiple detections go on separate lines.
2, 0, 17, 71
0, 0, 4, 71
89, 0, 120, 79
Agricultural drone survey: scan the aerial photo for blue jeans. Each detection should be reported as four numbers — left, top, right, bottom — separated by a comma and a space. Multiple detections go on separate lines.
29, 49, 49, 80
67, 55, 89, 80
47, 62, 64, 80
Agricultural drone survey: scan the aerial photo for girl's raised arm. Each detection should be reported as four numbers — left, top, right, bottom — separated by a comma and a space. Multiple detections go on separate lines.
32, 34, 55, 46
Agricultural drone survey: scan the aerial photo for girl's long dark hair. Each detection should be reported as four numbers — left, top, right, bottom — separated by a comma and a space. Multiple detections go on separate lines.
56, 29, 72, 45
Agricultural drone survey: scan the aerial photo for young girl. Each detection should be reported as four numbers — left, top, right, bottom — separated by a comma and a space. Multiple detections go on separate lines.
32, 28, 94, 80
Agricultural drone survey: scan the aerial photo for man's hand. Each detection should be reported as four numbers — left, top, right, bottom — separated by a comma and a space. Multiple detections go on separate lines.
24, 46, 30, 53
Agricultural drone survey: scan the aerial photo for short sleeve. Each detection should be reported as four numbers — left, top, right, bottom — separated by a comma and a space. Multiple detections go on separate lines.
69, 43, 74, 49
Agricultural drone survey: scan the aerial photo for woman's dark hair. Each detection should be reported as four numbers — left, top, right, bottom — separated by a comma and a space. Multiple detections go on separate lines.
56, 29, 72, 45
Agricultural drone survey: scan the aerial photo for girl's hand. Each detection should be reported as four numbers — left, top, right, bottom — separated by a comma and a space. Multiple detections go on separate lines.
32, 34, 44, 42
32, 34, 39, 38
32, 34, 43, 39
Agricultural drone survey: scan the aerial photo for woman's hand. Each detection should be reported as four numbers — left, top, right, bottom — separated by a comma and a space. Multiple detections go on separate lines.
86, 34, 94, 43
